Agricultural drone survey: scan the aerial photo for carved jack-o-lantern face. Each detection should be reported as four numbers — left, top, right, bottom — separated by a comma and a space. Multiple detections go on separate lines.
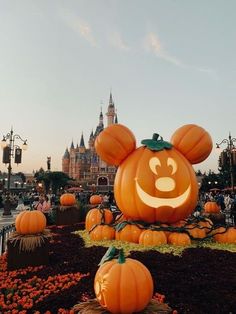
114, 146, 198, 223
95, 124, 212, 224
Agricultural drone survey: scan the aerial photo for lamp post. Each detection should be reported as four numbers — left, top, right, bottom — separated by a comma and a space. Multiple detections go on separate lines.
216, 133, 236, 193
1, 128, 28, 216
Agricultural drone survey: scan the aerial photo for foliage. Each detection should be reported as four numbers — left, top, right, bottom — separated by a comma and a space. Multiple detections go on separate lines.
34, 170, 71, 194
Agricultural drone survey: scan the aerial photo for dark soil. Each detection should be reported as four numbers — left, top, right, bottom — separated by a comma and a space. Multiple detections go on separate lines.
23, 224, 236, 314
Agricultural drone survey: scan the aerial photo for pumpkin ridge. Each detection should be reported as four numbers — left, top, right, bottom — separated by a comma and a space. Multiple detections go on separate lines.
184, 131, 208, 157
176, 125, 197, 151
135, 148, 151, 220
126, 261, 139, 312
103, 130, 128, 162
130, 259, 153, 310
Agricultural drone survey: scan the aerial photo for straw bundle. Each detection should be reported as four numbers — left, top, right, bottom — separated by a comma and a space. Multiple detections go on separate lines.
73, 298, 172, 314
8, 229, 51, 252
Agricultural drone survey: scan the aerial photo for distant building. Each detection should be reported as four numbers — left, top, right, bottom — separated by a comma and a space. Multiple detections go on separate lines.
62, 93, 118, 192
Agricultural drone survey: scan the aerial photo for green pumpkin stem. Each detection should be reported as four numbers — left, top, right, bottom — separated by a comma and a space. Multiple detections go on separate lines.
141, 133, 172, 151
118, 249, 126, 264
152, 133, 159, 141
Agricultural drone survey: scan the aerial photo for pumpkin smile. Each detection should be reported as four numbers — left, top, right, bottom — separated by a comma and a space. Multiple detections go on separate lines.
135, 178, 191, 208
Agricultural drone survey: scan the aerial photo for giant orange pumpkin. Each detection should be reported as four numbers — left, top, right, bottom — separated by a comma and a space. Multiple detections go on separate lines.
94, 249, 153, 313
95, 124, 212, 224
115, 144, 198, 223
15, 210, 46, 235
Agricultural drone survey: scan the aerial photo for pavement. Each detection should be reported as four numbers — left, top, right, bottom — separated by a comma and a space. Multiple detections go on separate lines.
0, 209, 20, 228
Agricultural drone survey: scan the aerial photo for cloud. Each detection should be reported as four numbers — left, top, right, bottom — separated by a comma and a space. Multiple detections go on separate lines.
58, 8, 97, 47
145, 32, 183, 66
145, 32, 218, 79
109, 32, 130, 51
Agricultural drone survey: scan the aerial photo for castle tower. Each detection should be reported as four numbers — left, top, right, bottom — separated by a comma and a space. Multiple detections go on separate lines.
106, 92, 116, 126
79, 133, 86, 153
89, 130, 94, 150
99, 108, 104, 127
62, 148, 70, 176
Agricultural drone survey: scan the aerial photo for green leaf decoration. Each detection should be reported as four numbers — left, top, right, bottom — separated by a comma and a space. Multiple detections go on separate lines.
141, 133, 172, 151
98, 246, 118, 266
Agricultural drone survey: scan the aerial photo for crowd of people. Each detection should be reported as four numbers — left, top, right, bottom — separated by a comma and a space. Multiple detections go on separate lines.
199, 191, 236, 225
0, 189, 236, 225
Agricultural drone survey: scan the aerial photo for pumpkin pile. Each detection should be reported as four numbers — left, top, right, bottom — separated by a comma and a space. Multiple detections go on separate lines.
83, 123, 236, 246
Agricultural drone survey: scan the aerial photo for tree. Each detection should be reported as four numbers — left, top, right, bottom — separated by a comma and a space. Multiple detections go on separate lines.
49, 171, 70, 194
34, 170, 71, 194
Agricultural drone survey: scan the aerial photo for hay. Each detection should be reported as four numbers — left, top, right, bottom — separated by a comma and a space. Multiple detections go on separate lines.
58, 205, 79, 212
73, 298, 172, 314
8, 229, 51, 252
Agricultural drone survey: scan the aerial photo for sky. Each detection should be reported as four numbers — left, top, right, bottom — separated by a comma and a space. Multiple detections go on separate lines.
0, 0, 235, 175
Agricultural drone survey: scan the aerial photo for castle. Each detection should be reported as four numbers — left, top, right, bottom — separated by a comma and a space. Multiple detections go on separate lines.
62, 93, 118, 192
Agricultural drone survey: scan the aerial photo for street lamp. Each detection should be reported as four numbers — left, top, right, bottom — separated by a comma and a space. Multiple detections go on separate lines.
216, 133, 236, 193
1, 128, 28, 216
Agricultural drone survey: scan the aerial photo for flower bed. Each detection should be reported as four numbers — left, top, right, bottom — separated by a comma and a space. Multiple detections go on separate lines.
0, 223, 236, 313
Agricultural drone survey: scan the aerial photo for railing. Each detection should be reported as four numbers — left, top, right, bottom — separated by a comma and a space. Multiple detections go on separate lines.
0, 224, 15, 255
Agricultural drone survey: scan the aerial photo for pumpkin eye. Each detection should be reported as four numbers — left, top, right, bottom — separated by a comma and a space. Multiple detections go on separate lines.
167, 157, 177, 175
149, 157, 161, 175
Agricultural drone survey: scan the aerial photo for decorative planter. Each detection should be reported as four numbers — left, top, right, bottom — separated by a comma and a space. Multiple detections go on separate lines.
53, 205, 81, 226
7, 232, 50, 270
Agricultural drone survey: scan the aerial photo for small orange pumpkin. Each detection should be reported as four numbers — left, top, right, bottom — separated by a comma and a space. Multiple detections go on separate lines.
85, 208, 113, 231
90, 195, 103, 205
168, 232, 191, 246
89, 225, 115, 241
115, 224, 143, 243
214, 227, 236, 243
198, 218, 213, 233
204, 201, 220, 214
139, 230, 167, 246
94, 249, 153, 313
186, 224, 206, 239
60, 193, 76, 206
15, 210, 46, 235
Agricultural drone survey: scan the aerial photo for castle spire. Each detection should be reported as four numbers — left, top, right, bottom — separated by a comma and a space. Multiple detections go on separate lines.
99, 107, 104, 127
115, 113, 118, 124
70, 140, 74, 150
79, 133, 85, 147
63, 148, 70, 159
109, 92, 114, 107
106, 92, 115, 126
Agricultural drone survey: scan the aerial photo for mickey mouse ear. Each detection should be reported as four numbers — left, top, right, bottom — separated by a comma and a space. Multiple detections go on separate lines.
170, 124, 213, 164
95, 124, 136, 166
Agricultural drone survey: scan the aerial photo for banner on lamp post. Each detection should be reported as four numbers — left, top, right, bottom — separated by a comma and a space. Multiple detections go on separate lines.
15, 148, 22, 164
2, 146, 10, 164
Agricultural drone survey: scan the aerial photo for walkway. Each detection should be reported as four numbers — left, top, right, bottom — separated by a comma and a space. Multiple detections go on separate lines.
0, 209, 19, 228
